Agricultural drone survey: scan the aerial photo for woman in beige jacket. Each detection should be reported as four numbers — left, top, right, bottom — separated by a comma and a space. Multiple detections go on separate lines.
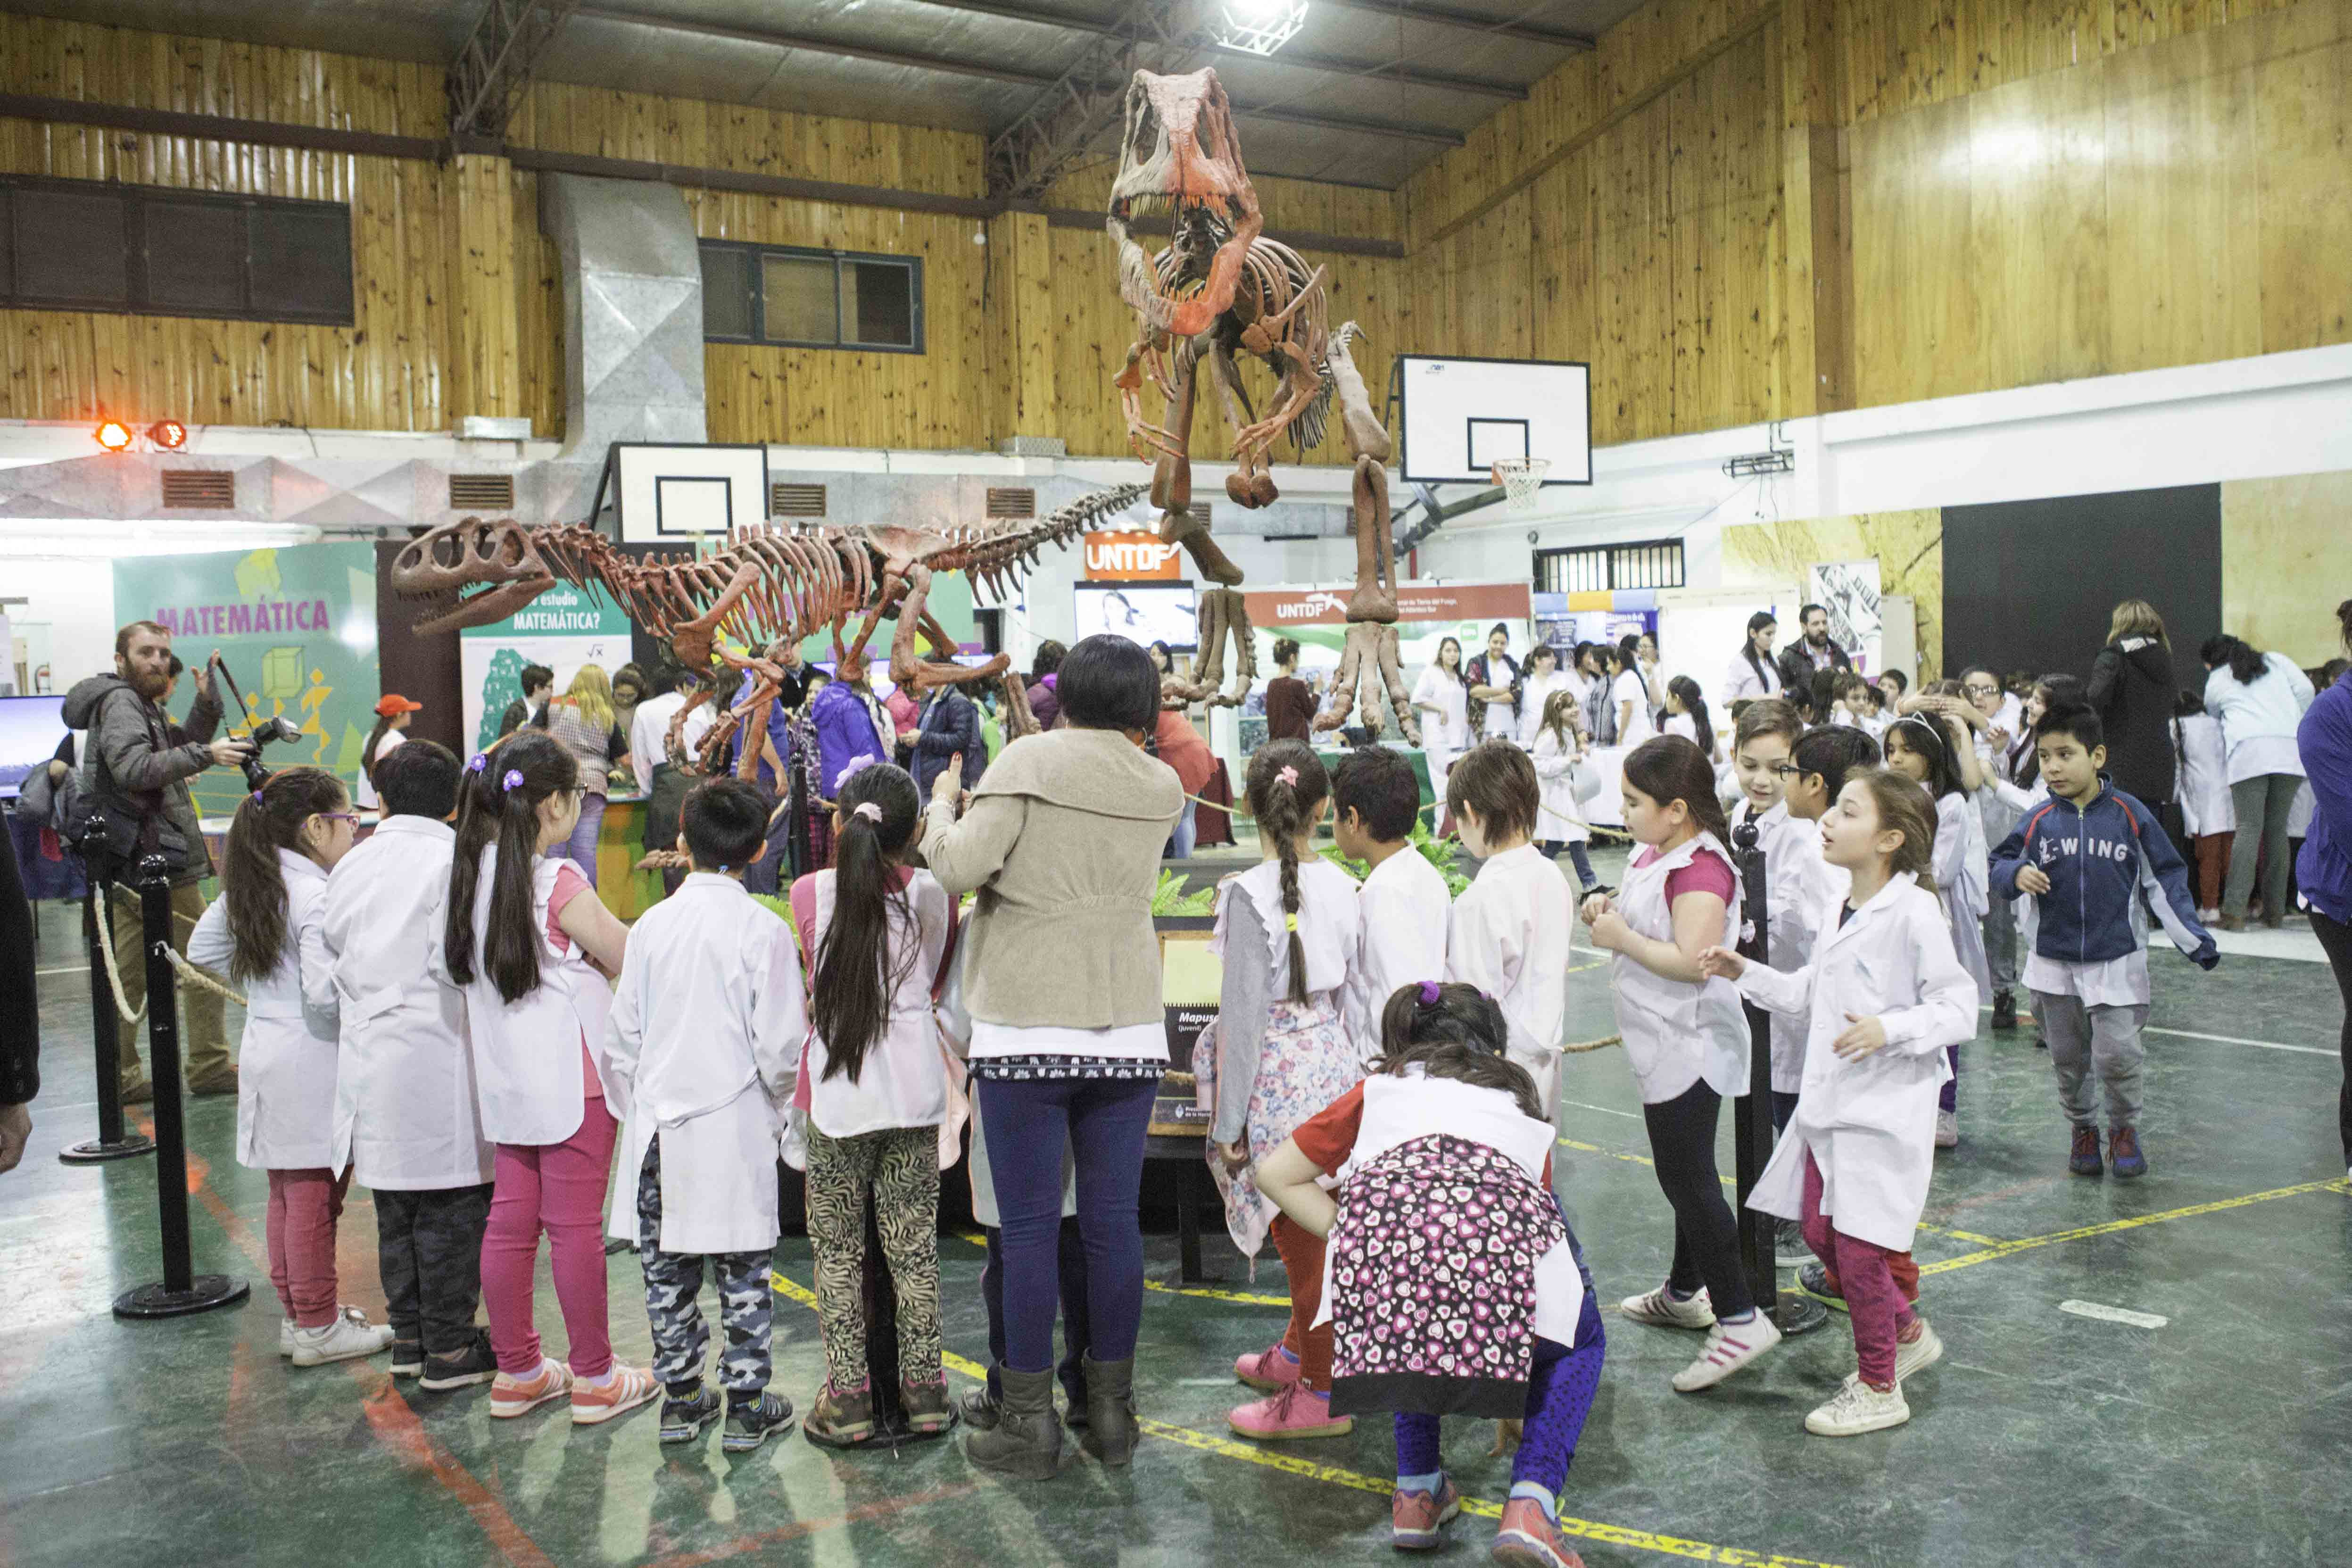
919, 634, 1182, 1481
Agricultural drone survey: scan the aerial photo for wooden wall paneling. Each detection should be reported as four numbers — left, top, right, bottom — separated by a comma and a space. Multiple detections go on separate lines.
2251, 27, 2352, 352
445, 153, 520, 422
1850, 93, 1979, 406
1968, 64, 2111, 390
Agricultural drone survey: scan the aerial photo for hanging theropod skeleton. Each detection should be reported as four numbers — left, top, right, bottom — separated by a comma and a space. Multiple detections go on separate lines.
387, 483, 1149, 775
1107, 67, 1416, 740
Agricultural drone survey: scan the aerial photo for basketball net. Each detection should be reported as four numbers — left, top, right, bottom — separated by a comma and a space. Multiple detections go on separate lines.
1491, 456, 1551, 510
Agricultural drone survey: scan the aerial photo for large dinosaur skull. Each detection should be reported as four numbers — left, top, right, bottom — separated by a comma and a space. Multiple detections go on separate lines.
388, 516, 558, 635
1106, 67, 1263, 340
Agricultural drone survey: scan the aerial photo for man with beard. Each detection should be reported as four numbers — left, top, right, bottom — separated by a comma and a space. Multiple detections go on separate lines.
60, 622, 252, 1101
1775, 602, 1854, 697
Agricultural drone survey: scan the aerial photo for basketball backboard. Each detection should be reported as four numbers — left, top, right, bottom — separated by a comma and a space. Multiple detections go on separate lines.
593, 443, 770, 542
1398, 356, 1593, 487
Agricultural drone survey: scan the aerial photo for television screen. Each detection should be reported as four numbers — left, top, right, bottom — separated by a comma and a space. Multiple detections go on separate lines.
1074, 583, 1199, 650
0, 695, 69, 801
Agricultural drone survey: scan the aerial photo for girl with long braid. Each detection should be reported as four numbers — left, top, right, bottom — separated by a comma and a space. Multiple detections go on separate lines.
1209, 740, 1367, 1445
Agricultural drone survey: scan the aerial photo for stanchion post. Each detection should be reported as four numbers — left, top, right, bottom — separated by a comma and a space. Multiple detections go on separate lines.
112, 853, 248, 1320
1730, 822, 1826, 1337
61, 822, 154, 1165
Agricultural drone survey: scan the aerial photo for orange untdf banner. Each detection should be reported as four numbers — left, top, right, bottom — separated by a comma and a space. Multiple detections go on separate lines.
1084, 531, 1184, 580
1243, 581, 1533, 627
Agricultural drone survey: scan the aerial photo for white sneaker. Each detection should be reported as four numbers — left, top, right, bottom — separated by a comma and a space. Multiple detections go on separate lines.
1934, 1111, 1959, 1149
1620, 1285, 1715, 1330
278, 1317, 297, 1359
290, 1313, 396, 1367
1805, 1373, 1911, 1436
1672, 1311, 1783, 1392
1893, 1320, 1944, 1382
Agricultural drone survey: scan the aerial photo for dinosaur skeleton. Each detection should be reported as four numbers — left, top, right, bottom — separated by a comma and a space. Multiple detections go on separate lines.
1105, 67, 1408, 742
387, 483, 1149, 775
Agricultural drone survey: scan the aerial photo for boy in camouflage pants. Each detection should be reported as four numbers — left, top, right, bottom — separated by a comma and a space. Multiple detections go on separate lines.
636, 1138, 781, 1449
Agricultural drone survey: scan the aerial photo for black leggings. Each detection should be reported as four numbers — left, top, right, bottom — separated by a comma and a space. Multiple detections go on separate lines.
1642, 1080, 1755, 1318
2312, 908, 2352, 1169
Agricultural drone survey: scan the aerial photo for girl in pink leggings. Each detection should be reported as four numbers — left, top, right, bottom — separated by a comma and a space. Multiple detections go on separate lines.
189, 767, 388, 1367
442, 732, 655, 1426
1700, 768, 1979, 1438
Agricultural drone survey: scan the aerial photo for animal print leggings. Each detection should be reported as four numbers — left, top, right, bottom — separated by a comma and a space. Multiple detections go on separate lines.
805, 1124, 943, 1394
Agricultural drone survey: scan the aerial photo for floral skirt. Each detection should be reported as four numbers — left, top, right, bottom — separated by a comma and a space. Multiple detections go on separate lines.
1208, 997, 1364, 1265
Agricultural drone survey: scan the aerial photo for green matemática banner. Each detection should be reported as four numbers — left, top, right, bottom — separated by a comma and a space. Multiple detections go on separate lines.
114, 542, 381, 821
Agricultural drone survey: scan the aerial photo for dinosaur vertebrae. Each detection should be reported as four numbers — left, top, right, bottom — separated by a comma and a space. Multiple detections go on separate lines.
522, 485, 1146, 656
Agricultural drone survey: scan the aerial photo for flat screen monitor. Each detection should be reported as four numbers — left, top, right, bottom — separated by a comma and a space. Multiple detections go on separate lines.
0, 695, 68, 801
1074, 582, 1198, 650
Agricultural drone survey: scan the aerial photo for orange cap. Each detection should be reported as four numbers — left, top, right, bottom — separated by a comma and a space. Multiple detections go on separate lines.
374, 694, 424, 717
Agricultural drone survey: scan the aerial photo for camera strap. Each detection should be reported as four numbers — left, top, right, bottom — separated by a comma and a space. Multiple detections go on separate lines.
208, 656, 256, 733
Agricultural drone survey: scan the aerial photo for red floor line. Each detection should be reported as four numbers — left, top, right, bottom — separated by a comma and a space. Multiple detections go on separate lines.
189, 1178, 556, 1568
640, 1483, 980, 1568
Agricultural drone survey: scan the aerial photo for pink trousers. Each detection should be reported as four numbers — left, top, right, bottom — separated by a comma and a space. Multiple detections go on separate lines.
265, 1168, 351, 1328
1800, 1150, 1917, 1389
481, 1095, 619, 1378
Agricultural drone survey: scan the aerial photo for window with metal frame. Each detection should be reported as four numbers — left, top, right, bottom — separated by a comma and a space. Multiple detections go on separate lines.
0, 176, 355, 326
1533, 539, 1684, 594
698, 241, 924, 354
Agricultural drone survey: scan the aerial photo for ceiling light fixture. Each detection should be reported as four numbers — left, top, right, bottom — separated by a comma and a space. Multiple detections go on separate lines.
94, 420, 134, 452
149, 420, 189, 450
1215, 0, 1309, 56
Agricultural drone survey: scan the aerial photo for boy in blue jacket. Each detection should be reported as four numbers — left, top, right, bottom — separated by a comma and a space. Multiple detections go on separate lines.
1992, 701, 2218, 1179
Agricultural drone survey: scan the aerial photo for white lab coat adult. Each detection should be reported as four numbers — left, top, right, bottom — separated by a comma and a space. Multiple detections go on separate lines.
440, 845, 622, 1147
1733, 871, 1977, 1251
190, 848, 340, 1170
1612, 668, 1657, 747
2203, 653, 2317, 783
1412, 664, 1469, 791
1729, 800, 1837, 1096
1605, 832, 1747, 1105
1530, 728, 1599, 846
605, 872, 803, 1255
1518, 670, 1574, 747
795, 867, 957, 1138
322, 816, 493, 1189
1723, 650, 1783, 704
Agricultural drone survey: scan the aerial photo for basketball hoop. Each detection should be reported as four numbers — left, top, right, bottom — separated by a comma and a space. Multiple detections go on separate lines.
1491, 456, 1551, 510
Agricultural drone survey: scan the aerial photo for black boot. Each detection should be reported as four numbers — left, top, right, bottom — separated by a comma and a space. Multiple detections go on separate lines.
1078, 1354, 1137, 1466
1990, 990, 2017, 1031
965, 1366, 1060, 1480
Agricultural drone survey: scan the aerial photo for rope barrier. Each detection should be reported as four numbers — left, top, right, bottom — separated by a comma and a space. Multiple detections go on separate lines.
91, 885, 148, 1025
100, 882, 249, 1010
1561, 1034, 1622, 1054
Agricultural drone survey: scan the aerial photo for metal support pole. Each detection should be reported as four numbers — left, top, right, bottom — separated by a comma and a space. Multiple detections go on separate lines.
60, 854, 153, 1163
1731, 822, 1827, 1337
112, 855, 247, 1320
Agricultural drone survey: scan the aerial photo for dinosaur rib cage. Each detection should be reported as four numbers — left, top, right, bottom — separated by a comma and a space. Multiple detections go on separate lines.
1150, 236, 1332, 454
518, 483, 1149, 659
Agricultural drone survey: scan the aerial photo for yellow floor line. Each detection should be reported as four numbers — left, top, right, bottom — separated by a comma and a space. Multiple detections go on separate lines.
1917, 1177, 2352, 1276
768, 1268, 1846, 1568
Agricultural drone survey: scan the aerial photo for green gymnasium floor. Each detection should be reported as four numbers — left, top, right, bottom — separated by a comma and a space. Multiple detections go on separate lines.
5, 845, 2349, 1568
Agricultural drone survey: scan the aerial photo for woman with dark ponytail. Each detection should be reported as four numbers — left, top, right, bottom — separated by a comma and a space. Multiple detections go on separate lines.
1208, 739, 1367, 1444
188, 767, 384, 1364
439, 730, 657, 1427
2202, 631, 2319, 927
788, 761, 960, 1444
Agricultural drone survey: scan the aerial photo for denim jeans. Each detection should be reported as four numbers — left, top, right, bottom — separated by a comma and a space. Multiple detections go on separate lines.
560, 792, 607, 889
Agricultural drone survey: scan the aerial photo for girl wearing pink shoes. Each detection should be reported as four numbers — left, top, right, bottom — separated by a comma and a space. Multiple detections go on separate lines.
441, 733, 657, 1426
1254, 983, 1605, 1567
1699, 768, 1978, 1436
1207, 742, 1366, 1444
190, 767, 389, 1367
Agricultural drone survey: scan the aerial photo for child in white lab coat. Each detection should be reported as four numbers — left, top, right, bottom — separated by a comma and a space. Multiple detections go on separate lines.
188, 766, 383, 1367
1584, 736, 1779, 1392
788, 761, 959, 1446
442, 731, 655, 1427
1444, 741, 1574, 1114
606, 776, 804, 1453
1211, 741, 1366, 1443
321, 740, 497, 1389
1701, 767, 1979, 1436
1529, 690, 1603, 894
1882, 713, 1989, 1150
1333, 745, 1451, 1027
2174, 689, 2234, 921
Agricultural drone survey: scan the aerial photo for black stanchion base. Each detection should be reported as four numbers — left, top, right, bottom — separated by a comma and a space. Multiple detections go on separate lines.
1771, 1288, 1831, 1338
60, 1134, 157, 1165
112, 1274, 250, 1320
